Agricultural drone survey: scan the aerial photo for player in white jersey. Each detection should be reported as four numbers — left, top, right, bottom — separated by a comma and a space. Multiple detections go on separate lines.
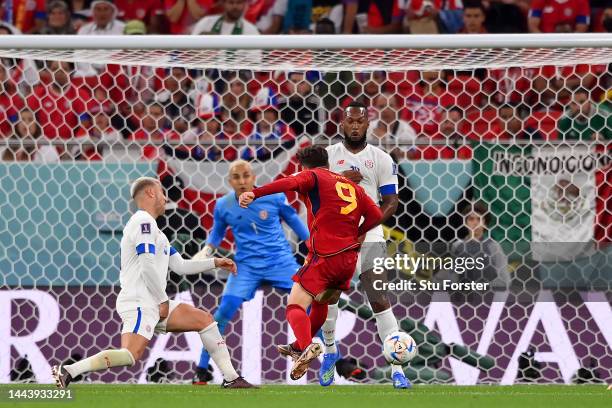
52, 177, 255, 389
322, 101, 409, 389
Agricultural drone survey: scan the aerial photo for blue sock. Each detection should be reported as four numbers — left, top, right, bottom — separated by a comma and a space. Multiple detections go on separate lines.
197, 295, 244, 370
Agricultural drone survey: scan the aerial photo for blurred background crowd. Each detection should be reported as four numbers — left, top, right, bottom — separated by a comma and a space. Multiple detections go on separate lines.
0, 0, 610, 164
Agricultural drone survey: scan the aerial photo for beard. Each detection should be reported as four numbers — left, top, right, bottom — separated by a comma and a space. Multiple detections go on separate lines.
343, 131, 367, 149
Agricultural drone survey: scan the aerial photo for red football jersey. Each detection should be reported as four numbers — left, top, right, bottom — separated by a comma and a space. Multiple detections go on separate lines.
253, 167, 382, 257
529, 0, 590, 33
26, 83, 89, 139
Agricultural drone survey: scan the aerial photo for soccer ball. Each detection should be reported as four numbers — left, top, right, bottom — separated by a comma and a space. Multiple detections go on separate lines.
382, 331, 417, 365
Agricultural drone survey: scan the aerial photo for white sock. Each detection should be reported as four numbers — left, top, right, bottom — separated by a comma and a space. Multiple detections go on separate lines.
374, 308, 403, 374
321, 302, 338, 354
64, 349, 135, 378
199, 322, 239, 382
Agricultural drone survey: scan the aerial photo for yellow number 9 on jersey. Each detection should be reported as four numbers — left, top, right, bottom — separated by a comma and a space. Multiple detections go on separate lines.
335, 181, 357, 215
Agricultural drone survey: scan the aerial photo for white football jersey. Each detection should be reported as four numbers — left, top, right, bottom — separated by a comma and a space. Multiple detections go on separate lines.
326, 142, 398, 242
116, 210, 171, 313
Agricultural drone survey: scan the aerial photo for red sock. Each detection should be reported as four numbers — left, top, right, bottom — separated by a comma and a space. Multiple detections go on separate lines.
286, 304, 311, 350
309, 301, 328, 338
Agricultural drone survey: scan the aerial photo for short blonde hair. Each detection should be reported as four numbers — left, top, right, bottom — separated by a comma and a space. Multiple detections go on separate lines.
130, 176, 160, 199
228, 159, 252, 175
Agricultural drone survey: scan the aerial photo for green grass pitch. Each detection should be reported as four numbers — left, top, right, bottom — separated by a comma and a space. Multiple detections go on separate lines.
1, 384, 610, 408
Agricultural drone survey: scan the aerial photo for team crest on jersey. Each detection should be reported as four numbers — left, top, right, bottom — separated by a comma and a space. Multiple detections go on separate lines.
259, 210, 268, 220
141, 223, 151, 234
337, 160, 345, 165
365, 160, 374, 168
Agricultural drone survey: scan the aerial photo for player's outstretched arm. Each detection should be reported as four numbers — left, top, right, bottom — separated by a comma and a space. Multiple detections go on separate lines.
169, 248, 237, 275
278, 195, 309, 241
253, 172, 315, 199
192, 244, 215, 261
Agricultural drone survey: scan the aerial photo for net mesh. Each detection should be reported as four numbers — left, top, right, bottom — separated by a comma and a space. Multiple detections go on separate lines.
1, 45, 611, 385
0, 45, 611, 71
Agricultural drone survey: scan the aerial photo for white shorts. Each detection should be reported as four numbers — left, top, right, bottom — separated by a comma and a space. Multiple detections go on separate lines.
119, 300, 181, 340
356, 242, 388, 276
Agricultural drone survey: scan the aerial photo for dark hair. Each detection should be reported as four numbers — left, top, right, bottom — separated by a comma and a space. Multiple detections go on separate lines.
574, 87, 590, 96
498, 103, 516, 112
463, 0, 486, 13
315, 18, 336, 34
296, 145, 328, 168
448, 106, 464, 116
0, 24, 13, 35
461, 200, 491, 227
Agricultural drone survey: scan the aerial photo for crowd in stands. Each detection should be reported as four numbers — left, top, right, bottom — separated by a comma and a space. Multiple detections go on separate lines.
0, 0, 610, 163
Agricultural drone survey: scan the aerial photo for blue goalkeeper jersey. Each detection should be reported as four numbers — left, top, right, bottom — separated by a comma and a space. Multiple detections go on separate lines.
207, 191, 309, 268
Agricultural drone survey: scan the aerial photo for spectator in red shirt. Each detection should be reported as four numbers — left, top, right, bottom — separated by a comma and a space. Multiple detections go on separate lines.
26, 61, 89, 139
0, 0, 46, 33
411, 107, 472, 160
115, 0, 164, 33
361, 0, 403, 34
528, 0, 589, 33
487, 66, 547, 107
0, 63, 24, 138
164, 0, 211, 34
402, 70, 455, 137
460, 0, 486, 33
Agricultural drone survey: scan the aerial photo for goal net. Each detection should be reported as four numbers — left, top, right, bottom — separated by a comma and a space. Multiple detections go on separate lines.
1, 34, 611, 385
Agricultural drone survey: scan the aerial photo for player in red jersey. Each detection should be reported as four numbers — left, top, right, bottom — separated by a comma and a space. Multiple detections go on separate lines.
239, 145, 383, 380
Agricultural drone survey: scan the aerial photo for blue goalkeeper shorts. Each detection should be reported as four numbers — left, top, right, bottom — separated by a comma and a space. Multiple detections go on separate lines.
223, 258, 299, 300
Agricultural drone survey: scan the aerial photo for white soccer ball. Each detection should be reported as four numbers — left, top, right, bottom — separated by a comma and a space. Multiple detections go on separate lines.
382, 331, 417, 365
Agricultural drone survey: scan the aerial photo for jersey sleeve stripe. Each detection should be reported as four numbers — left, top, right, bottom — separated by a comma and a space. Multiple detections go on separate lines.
528, 9, 542, 18
169, 246, 178, 256
575, 15, 589, 24
307, 173, 321, 214
132, 307, 142, 334
136, 243, 156, 255
379, 184, 397, 195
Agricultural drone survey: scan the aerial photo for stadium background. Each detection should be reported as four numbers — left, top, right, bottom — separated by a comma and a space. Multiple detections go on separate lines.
0, 0, 611, 386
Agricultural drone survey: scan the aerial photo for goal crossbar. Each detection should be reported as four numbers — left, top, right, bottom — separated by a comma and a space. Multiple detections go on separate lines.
0, 34, 610, 72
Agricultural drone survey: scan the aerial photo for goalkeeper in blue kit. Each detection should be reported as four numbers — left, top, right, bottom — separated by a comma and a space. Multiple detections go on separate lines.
192, 159, 309, 384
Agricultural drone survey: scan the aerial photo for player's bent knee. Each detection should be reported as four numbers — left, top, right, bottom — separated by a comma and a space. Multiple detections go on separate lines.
121, 334, 148, 361
198, 310, 215, 331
